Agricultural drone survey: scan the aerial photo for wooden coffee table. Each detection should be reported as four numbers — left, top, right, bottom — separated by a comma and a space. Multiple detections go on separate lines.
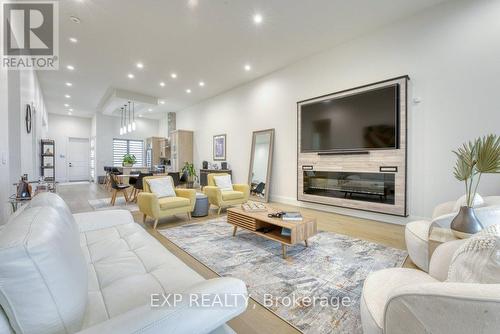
227, 207, 317, 258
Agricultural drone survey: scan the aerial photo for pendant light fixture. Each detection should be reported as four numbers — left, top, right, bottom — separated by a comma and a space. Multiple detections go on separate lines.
119, 107, 124, 135
123, 104, 128, 134
127, 101, 132, 132
132, 102, 136, 131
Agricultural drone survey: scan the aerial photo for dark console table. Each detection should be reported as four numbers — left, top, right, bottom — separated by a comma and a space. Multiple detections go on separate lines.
200, 169, 232, 188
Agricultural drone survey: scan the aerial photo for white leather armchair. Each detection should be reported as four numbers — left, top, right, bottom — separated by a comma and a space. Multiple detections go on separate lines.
361, 239, 500, 334
405, 196, 500, 271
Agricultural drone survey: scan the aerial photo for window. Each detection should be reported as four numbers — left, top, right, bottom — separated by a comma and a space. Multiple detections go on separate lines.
113, 139, 144, 166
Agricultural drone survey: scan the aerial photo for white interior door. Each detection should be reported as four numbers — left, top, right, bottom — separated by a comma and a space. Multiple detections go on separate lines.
67, 137, 90, 181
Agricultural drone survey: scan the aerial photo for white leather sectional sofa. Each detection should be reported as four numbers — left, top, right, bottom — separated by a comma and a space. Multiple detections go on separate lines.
0, 193, 247, 334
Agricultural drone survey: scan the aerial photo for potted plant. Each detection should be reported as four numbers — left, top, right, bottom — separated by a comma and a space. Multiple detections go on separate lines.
122, 153, 136, 167
451, 134, 500, 238
181, 162, 198, 188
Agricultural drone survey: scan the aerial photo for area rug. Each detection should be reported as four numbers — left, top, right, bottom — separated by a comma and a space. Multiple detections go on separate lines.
88, 197, 139, 212
160, 217, 407, 334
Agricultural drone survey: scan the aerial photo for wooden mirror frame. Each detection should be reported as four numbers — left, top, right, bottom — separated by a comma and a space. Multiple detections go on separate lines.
248, 129, 275, 203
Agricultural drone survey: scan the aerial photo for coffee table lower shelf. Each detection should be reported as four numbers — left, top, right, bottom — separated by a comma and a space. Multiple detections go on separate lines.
227, 208, 317, 259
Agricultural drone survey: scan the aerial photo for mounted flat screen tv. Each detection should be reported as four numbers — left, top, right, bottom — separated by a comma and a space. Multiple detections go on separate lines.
300, 84, 400, 152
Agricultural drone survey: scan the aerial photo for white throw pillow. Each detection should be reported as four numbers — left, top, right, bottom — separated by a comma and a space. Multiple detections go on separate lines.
447, 224, 500, 283
214, 175, 233, 191
453, 193, 485, 212
147, 177, 176, 198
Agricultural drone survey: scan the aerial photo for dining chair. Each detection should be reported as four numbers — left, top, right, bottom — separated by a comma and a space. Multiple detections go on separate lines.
109, 173, 131, 206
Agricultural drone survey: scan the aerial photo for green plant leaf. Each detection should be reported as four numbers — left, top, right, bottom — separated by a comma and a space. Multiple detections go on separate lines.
476, 134, 500, 173
452, 140, 477, 181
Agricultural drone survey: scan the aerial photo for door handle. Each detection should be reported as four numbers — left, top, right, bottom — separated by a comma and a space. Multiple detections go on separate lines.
69, 163, 72, 167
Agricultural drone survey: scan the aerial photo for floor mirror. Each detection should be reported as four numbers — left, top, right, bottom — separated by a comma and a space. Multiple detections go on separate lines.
248, 129, 275, 202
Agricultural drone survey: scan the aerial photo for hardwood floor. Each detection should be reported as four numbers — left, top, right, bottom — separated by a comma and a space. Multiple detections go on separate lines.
58, 182, 416, 334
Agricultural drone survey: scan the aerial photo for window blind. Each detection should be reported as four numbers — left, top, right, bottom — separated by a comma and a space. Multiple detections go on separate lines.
113, 139, 144, 166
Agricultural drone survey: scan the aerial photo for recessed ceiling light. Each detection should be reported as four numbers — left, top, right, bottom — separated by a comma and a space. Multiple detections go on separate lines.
186, 89, 191, 93
127, 73, 134, 79
69, 108, 74, 112
253, 14, 263, 25
138, 114, 143, 118
159, 100, 165, 104
64, 104, 69, 107
159, 82, 165, 87
136, 62, 144, 69
70, 16, 81, 24
65, 82, 73, 87
244, 64, 251, 71
198, 81, 205, 87
148, 108, 152, 112
69, 37, 78, 43
65, 94, 71, 98
170, 73, 177, 79
68, 112, 72, 115
66, 65, 74, 70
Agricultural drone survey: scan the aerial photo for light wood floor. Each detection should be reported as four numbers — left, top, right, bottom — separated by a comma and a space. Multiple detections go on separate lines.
58, 182, 416, 334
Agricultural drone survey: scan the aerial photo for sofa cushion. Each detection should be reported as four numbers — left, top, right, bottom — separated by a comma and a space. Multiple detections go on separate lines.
447, 224, 500, 283
214, 175, 233, 191
0, 307, 13, 334
158, 196, 190, 210
0, 206, 88, 334
221, 190, 244, 201
29, 192, 79, 235
146, 177, 176, 198
80, 222, 204, 328
74, 209, 133, 232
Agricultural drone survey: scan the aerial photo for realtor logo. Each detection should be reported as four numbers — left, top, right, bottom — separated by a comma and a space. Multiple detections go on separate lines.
1, 1, 59, 69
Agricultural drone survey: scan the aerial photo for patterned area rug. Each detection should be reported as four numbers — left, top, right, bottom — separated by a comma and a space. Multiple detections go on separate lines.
160, 217, 407, 334
88, 197, 139, 212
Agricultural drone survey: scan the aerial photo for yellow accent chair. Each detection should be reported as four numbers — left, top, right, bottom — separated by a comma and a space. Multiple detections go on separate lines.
203, 173, 250, 214
138, 175, 196, 229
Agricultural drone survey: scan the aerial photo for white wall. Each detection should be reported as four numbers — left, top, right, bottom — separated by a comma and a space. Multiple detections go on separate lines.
176, 0, 500, 222
47, 114, 92, 182
2, 68, 48, 224
19, 70, 49, 181
95, 114, 160, 178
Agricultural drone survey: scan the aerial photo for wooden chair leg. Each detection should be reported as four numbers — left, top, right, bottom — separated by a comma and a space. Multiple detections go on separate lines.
217, 207, 222, 215
111, 190, 117, 206
123, 189, 129, 203
153, 219, 159, 229
187, 212, 192, 220
143, 213, 147, 223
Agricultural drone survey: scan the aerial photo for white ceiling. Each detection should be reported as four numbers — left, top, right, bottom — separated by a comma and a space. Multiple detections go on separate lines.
38, 0, 448, 119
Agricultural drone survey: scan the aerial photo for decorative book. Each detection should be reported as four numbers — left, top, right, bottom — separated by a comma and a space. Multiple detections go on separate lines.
281, 228, 292, 236
282, 212, 303, 221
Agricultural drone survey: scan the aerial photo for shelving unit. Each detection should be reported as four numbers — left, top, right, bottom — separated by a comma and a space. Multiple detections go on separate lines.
40, 139, 56, 192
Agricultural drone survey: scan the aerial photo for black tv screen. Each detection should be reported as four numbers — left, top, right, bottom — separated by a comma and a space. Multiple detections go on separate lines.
300, 84, 399, 152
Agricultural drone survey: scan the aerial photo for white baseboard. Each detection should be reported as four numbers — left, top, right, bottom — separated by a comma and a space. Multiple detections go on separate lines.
269, 194, 427, 226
